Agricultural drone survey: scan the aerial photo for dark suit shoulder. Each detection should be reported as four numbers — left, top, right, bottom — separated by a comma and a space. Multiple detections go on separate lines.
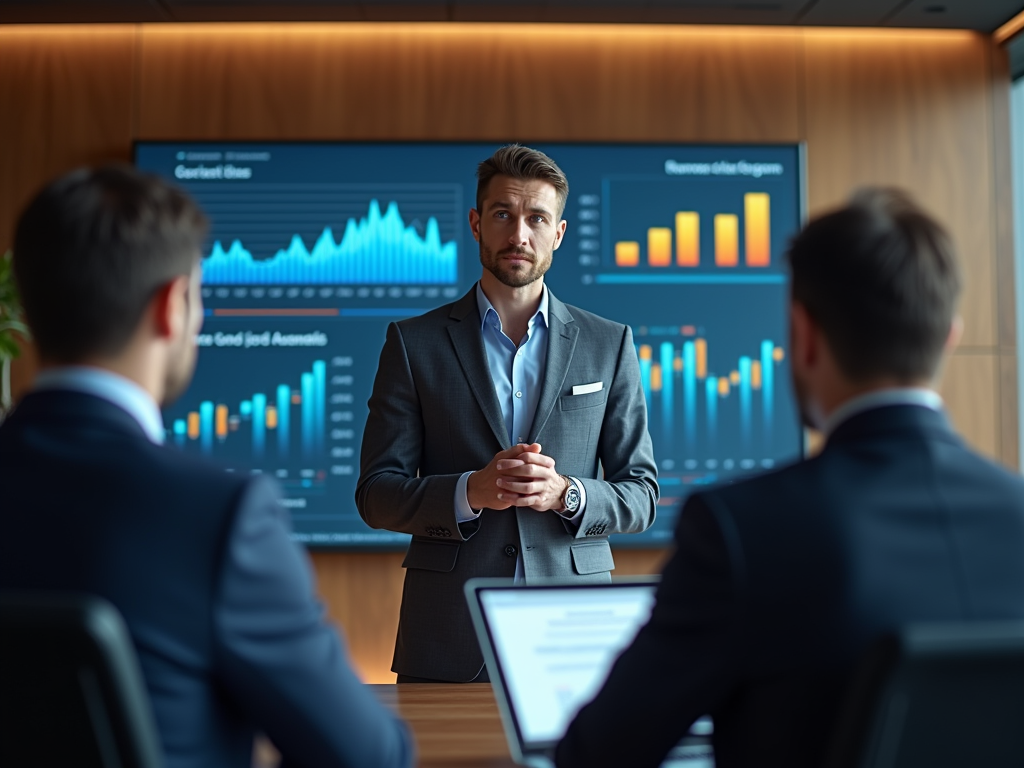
396, 297, 464, 330
558, 301, 628, 335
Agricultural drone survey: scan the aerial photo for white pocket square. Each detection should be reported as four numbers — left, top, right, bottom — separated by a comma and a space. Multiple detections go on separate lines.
572, 381, 604, 396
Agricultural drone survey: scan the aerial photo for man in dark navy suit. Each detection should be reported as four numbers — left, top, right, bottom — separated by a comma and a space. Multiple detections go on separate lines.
556, 188, 1024, 768
0, 166, 413, 768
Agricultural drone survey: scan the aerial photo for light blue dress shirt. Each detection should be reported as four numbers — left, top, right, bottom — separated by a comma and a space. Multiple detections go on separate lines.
453, 283, 585, 581
32, 366, 166, 444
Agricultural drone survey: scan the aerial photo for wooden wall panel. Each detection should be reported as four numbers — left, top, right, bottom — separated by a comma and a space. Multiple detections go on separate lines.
939, 353, 999, 458
0, 22, 1016, 683
310, 552, 405, 683
803, 31, 997, 350
137, 24, 800, 142
311, 547, 673, 683
0, 25, 137, 398
0, 26, 136, 250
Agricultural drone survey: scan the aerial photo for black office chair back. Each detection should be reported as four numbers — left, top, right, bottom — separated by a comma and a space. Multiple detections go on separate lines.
826, 622, 1024, 768
0, 591, 163, 768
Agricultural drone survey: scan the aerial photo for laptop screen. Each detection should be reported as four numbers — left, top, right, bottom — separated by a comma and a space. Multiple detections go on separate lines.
471, 580, 658, 749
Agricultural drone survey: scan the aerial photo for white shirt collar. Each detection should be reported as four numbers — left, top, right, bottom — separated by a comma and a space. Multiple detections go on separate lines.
823, 387, 944, 436
475, 281, 549, 333
32, 366, 166, 444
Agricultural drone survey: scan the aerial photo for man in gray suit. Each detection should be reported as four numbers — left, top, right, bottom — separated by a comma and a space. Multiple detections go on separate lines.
357, 144, 659, 683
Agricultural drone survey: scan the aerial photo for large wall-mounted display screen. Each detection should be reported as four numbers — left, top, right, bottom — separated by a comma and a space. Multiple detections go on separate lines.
135, 142, 804, 548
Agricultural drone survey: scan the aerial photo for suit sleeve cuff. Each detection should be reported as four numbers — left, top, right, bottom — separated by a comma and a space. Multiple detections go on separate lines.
455, 471, 482, 523
557, 476, 586, 524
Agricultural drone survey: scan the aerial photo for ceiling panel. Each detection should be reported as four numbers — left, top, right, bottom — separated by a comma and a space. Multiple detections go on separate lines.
0, 0, 1019, 30
797, 0, 902, 26
885, 0, 1024, 30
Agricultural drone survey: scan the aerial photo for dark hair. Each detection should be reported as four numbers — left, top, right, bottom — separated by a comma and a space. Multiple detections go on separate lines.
476, 144, 569, 217
13, 164, 208, 363
786, 187, 962, 382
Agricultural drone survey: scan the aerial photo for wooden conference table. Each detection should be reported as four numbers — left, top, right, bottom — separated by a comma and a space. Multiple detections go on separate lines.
372, 683, 518, 768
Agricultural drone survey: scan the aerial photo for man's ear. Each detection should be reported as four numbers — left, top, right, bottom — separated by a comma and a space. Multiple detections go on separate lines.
468, 208, 481, 243
150, 275, 191, 341
946, 315, 964, 352
552, 218, 567, 251
789, 301, 819, 372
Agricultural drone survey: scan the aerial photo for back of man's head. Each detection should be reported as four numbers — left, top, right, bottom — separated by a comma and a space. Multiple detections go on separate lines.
787, 188, 962, 383
13, 165, 208, 364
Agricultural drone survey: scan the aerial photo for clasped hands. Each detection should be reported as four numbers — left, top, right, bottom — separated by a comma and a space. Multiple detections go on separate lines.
466, 443, 565, 513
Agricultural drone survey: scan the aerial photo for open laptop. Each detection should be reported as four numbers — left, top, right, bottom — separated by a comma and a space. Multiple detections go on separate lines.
465, 577, 714, 768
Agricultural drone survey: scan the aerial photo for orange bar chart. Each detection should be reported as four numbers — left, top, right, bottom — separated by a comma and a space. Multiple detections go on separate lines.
647, 228, 672, 266
675, 212, 699, 267
266, 406, 278, 430
715, 214, 739, 267
695, 338, 708, 379
187, 412, 200, 439
616, 241, 640, 267
215, 404, 229, 439
613, 193, 774, 271
651, 364, 663, 391
744, 193, 771, 267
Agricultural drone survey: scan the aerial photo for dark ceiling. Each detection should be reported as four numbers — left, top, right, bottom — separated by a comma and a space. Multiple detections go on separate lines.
0, 0, 1020, 32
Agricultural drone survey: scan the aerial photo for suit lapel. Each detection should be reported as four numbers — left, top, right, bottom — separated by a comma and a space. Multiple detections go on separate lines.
447, 290, 511, 450
529, 293, 578, 443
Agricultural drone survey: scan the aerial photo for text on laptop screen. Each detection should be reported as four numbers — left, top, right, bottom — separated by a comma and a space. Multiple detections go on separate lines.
480, 585, 657, 745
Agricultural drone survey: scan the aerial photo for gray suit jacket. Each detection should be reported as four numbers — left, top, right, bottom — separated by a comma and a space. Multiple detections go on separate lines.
356, 286, 659, 681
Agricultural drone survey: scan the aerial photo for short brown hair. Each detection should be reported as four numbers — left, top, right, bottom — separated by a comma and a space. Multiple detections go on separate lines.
14, 164, 208, 363
476, 144, 569, 217
786, 187, 961, 382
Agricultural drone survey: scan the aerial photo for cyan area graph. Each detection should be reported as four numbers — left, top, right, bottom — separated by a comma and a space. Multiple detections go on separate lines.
189, 182, 462, 286
205, 199, 457, 285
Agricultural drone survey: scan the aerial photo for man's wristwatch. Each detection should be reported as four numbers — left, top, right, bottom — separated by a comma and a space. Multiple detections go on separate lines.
557, 475, 582, 517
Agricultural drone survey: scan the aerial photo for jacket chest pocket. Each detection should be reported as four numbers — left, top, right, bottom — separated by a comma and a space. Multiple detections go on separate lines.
559, 389, 607, 412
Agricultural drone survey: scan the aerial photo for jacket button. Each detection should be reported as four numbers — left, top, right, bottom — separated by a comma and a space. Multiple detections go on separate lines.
504, 545, 517, 557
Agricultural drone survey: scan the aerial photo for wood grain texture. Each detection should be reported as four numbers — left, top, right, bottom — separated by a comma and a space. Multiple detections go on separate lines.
375, 684, 512, 765
939, 352, 999, 459
803, 30, 997, 350
0, 26, 136, 251
137, 23, 800, 142
0, 25, 136, 400
613, 546, 672, 575
309, 551, 405, 683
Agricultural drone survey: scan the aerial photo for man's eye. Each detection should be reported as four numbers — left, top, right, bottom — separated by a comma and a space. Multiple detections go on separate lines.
531, 215, 546, 224
495, 211, 509, 219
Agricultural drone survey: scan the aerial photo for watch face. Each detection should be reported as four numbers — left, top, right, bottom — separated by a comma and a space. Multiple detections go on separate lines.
565, 486, 582, 511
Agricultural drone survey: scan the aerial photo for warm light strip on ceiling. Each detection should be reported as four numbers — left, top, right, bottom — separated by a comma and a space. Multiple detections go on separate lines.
994, 9, 1024, 44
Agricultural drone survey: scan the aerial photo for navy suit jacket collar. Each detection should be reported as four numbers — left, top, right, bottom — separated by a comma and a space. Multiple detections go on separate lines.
825, 403, 961, 449
3, 389, 151, 442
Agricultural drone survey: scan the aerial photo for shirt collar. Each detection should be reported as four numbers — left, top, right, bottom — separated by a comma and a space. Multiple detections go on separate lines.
32, 366, 166, 444
475, 281, 549, 333
823, 387, 944, 436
